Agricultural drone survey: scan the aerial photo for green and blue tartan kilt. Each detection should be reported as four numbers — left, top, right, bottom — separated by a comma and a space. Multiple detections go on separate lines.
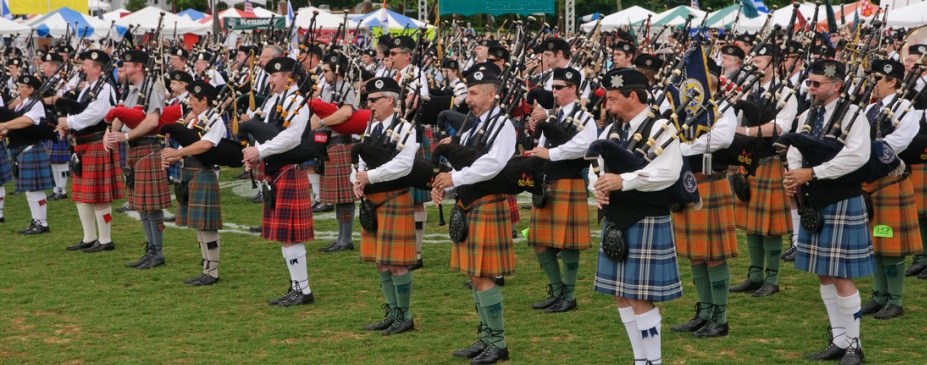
528, 179, 592, 250
15, 143, 54, 192
451, 194, 516, 277
673, 177, 739, 260
360, 190, 417, 266
45, 139, 70, 164
794, 195, 874, 279
320, 142, 357, 204
909, 163, 927, 217
176, 167, 222, 231
594, 215, 684, 302
263, 165, 315, 243
410, 128, 435, 204
72, 141, 124, 203
127, 144, 171, 212
0, 141, 12, 184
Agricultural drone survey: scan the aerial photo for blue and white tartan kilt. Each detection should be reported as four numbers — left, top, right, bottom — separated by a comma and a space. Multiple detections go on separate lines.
0, 141, 13, 184
166, 140, 181, 180
15, 143, 54, 192
795, 195, 875, 279
45, 139, 70, 164
593, 215, 684, 302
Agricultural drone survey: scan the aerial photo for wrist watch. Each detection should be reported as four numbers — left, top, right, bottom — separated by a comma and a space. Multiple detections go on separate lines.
319, 119, 326, 127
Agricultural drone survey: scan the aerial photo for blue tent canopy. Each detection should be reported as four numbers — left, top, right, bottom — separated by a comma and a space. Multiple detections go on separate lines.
31, 7, 126, 38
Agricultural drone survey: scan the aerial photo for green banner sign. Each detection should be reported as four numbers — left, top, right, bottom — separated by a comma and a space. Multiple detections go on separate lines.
224, 17, 286, 31
439, 0, 554, 16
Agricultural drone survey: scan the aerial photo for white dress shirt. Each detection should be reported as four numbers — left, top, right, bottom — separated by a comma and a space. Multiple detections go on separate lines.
357, 114, 419, 184
256, 85, 310, 159
865, 95, 920, 154
680, 100, 736, 156
788, 98, 871, 179
589, 108, 682, 193
450, 106, 516, 187
538, 102, 598, 161
66, 78, 115, 131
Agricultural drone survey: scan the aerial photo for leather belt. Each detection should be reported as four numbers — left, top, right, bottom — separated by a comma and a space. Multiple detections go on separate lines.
73, 132, 104, 146
329, 135, 354, 145
129, 136, 160, 148
694, 171, 726, 183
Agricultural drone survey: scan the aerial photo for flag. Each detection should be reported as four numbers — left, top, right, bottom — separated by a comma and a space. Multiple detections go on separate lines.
852, 10, 860, 36
753, 0, 769, 13
379, 0, 389, 28
285, 0, 294, 28
691, 0, 699, 10
741, 0, 759, 18
1, 0, 13, 20
244, 0, 255, 15
824, 0, 838, 34
667, 42, 716, 143
860, 0, 874, 17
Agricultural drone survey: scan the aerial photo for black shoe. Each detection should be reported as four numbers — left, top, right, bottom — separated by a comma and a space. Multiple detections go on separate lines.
164, 215, 176, 223
318, 241, 339, 252
805, 343, 847, 360
184, 274, 208, 285
268, 288, 296, 306
365, 318, 394, 331
126, 253, 152, 268
494, 277, 505, 286
250, 192, 263, 203
463, 280, 474, 289
545, 299, 577, 313
873, 303, 904, 320
277, 291, 314, 307
382, 318, 414, 336
116, 203, 134, 213
860, 298, 884, 316
692, 321, 729, 338
453, 340, 487, 358
83, 241, 115, 253
19, 221, 50, 235
470, 343, 509, 365
192, 275, 219, 286
729, 279, 763, 293
249, 226, 262, 233
234, 171, 250, 180
781, 245, 797, 262
919, 269, 927, 280
752, 283, 780, 297
311, 201, 321, 210
906, 261, 927, 277
408, 258, 424, 271
531, 285, 560, 310
322, 242, 354, 253
137, 256, 165, 269
671, 316, 709, 333
67, 240, 97, 251
312, 203, 333, 213
0, 216, 4, 223
839, 345, 864, 365
48, 192, 67, 201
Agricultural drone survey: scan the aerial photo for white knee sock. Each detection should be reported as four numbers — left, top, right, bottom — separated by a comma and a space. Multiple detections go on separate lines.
202, 230, 221, 278
619, 306, 648, 365
25, 191, 48, 226
636, 307, 663, 365
94, 206, 113, 243
820, 284, 847, 348
0, 186, 5, 218
282, 244, 311, 294
76, 202, 97, 243
52, 164, 68, 194
415, 209, 427, 259
791, 209, 800, 247
307, 173, 321, 202
837, 290, 862, 349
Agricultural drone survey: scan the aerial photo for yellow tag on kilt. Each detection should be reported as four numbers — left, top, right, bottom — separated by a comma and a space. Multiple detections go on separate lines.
873, 225, 894, 238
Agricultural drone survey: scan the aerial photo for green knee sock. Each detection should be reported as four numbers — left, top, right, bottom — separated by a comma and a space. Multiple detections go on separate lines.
763, 236, 782, 285
392, 272, 413, 320
707, 262, 731, 324
917, 218, 927, 264
379, 271, 397, 309
477, 286, 507, 349
474, 287, 489, 342
746, 234, 765, 283
560, 249, 580, 301
536, 248, 564, 296
691, 263, 713, 320
872, 256, 888, 305
883, 256, 906, 307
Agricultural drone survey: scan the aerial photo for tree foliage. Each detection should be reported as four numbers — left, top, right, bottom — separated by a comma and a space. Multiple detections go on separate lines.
126, 0, 149, 12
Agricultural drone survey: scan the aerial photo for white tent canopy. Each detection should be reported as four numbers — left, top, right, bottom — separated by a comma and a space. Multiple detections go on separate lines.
252, 7, 282, 19
220, 0, 267, 5
580, 6, 656, 32
886, 1, 927, 27
294, 6, 357, 30
26, 7, 120, 39
102, 8, 131, 22
88, 0, 111, 12
650, 6, 707, 27
115, 6, 210, 36
737, 3, 816, 32
0, 17, 30, 36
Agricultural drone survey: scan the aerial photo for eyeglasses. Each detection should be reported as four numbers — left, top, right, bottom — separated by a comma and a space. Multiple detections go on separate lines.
487, 58, 499, 62
367, 96, 387, 104
804, 79, 836, 88
552, 84, 570, 90
321, 69, 332, 73
389, 51, 407, 56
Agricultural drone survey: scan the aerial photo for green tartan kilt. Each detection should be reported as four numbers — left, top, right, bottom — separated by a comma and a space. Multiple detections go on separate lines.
176, 167, 222, 231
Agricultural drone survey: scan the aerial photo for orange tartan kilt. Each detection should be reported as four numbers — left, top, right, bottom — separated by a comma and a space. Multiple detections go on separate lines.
450, 194, 515, 278
674, 177, 739, 260
862, 176, 922, 257
527, 179, 592, 250
360, 190, 417, 266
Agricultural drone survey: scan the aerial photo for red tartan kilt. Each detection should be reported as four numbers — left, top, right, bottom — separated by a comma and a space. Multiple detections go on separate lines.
320, 142, 357, 204
743, 159, 791, 236
909, 163, 927, 217
863, 177, 922, 257
263, 165, 315, 243
72, 141, 125, 203
451, 194, 516, 277
528, 179, 592, 250
507, 194, 520, 223
674, 177, 739, 260
360, 190, 417, 266
128, 144, 171, 211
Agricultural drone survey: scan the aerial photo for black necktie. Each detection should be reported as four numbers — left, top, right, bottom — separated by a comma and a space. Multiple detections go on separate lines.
812, 106, 827, 136
557, 109, 565, 125
866, 104, 880, 123
751, 86, 765, 104
619, 123, 631, 144
78, 82, 92, 103
371, 122, 384, 140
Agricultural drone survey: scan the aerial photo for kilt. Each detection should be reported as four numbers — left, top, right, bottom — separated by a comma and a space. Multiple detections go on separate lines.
862, 176, 921, 257
127, 144, 171, 212
410, 128, 435, 204
360, 190, 417, 266
507, 194, 520, 223
909, 163, 927, 217
72, 141, 124, 203
320, 142, 356, 204
451, 194, 516, 277
674, 177, 739, 260
176, 167, 222, 231
741, 158, 791, 236
45, 139, 70, 164
528, 179, 592, 250
0, 141, 13, 185
795, 195, 874, 279
263, 165, 315, 243
14, 144, 55, 192
594, 215, 683, 302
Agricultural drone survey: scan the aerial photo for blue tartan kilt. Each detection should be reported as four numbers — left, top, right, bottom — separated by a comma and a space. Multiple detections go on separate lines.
0, 141, 12, 184
45, 139, 70, 164
15, 143, 55, 192
594, 215, 683, 302
166, 140, 181, 180
795, 195, 875, 279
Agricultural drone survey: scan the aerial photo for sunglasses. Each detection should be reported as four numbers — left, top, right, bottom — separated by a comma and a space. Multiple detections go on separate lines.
804, 79, 836, 88
552, 84, 570, 90
367, 96, 387, 103
487, 58, 499, 62
389, 51, 407, 56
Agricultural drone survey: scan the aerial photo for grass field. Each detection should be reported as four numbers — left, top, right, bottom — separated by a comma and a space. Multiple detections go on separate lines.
1, 170, 926, 364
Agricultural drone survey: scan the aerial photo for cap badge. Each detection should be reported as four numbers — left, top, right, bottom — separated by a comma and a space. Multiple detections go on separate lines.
611, 75, 624, 89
